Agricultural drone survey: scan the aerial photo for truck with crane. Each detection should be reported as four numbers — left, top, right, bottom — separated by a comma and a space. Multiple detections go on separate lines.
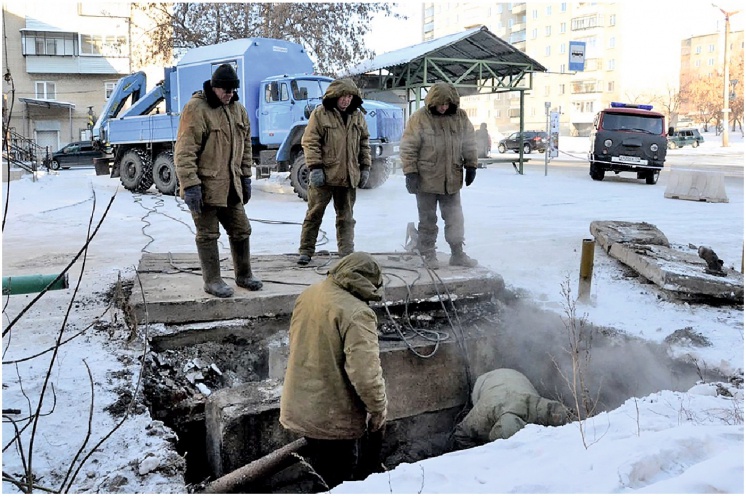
92, 37, 404, 200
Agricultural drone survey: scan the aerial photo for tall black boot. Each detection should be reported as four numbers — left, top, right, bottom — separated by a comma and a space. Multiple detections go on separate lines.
196, 242, 234, 298
230, 238, 263, 291
449, 243, 478, 268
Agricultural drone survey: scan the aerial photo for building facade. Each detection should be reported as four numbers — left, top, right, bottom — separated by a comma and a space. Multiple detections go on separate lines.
420, 2, 735, 137
1, 2, 159, 153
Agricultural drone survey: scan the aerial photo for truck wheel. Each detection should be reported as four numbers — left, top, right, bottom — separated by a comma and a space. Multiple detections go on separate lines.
153, 151, 178, 195
646, 170, 659, 185
589, 162, 605, 181
119, 148, 154, 193
290, 153, 310, 201
361, 158, 391, 190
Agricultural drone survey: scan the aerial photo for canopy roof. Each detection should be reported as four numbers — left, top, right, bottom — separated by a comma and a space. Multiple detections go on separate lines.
346, 26, 547, 94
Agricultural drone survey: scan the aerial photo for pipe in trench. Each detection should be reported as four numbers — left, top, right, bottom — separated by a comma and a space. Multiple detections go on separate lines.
577, 239, 595, 302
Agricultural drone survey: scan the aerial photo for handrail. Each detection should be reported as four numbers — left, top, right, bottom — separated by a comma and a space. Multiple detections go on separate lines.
1, 129, 50, 173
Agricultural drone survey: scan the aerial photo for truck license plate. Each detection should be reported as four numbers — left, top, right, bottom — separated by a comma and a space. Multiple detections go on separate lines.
612, 155, 648, 165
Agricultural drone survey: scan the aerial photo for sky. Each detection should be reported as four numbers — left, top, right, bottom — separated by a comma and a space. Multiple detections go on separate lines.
2, 130, 743, 493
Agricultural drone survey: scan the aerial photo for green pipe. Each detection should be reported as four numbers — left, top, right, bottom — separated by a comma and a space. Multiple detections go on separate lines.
2, 273, 69, 295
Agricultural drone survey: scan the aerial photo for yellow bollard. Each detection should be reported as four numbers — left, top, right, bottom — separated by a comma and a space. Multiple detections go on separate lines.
578, 238, 595, 302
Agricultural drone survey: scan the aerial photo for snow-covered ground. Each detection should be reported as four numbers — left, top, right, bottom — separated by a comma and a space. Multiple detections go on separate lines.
2, 130, 743, 493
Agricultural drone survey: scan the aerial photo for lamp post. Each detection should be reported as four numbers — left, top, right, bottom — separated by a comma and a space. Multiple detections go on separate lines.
712, 4, 740, 147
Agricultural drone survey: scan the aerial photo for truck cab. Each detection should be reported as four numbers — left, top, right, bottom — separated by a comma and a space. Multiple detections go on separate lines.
589, 102, 673, 185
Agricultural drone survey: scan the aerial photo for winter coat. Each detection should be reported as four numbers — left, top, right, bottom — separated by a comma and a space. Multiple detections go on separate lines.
453, 369, 567, 449
175, 81, 252, 206
301, 78, 372, 188
399, 82, 478, 195
280, 252, 387, 440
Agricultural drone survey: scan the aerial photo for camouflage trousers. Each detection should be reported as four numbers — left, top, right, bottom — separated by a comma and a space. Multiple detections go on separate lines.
299, 184, 356, 256
415, 191, 465, 255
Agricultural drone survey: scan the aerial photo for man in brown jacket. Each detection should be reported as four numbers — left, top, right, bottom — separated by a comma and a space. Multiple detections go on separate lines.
175, 63, 262, 298
297, 78, 371, 266
400, 82, 479, 269
280, 252, 387, 490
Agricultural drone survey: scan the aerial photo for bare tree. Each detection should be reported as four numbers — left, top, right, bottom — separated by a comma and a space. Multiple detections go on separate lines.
651, 84, 681, 127
132, 2, 402, 75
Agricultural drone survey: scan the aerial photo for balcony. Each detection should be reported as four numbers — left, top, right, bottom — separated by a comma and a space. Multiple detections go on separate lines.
511, 3, 526, 14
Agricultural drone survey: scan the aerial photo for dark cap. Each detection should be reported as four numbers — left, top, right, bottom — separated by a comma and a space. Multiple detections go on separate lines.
211, 64, 240, 90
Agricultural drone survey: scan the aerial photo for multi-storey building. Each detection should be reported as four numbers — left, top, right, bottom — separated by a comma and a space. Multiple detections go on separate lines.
420, 2, 732, 137
679, 29, 744, 118
2, 2, 167, 153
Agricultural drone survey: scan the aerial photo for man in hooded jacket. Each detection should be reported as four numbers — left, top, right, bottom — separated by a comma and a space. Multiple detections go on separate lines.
175, 63, 262, 298
280, 252, 387, 490
297, 78, 372, 266
400, 82, 479, 269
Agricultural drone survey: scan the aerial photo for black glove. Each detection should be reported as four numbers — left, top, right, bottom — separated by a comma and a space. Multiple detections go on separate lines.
358, 169, 370, 188
184, 185, 203, 214
405, 173, 420, 194
309, 168, 325, 188
465, 167, 476, 187
241, 177, 252, 204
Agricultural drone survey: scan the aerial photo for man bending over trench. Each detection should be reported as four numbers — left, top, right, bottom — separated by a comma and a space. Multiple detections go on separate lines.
453, 368, 568, 449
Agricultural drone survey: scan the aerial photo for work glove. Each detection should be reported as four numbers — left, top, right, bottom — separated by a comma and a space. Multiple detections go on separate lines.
405, 173, 420, 194
465, 167, 477, 187
367, 408, 387, 433
183, 185, 203, 215
309, 168, 325, 188
241, 177, 252, 204
358, 169, 370, 188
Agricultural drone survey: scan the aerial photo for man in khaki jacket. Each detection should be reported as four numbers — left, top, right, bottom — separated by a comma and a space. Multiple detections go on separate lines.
280, 252, 387, 490
175, 63, 262, 298
400, 82, 479, 269
297, 78, 371, 266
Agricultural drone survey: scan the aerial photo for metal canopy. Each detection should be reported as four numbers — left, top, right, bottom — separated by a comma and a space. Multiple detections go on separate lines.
19, 98, 75, 110
346, 26, 547, 95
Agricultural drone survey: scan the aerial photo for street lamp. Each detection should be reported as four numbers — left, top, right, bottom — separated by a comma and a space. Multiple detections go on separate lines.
712, 4, 741, 147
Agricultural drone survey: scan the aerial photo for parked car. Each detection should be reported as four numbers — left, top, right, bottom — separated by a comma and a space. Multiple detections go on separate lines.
497, 131, 548, 154
667, 129, 704, 149
47, 141, 105, 170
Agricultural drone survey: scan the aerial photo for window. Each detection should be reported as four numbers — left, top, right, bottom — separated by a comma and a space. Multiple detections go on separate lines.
573, 101, 594, 113
545, 45, 551, 56
571, 15, 600, 31
695, 45, 702, 54
544, 85, 551, 96
560, 44, 566, 54
609, 37, 615, 48
708, 44, 715, 52
531, 28, 538, 39
607, 59, 615, 70
561, 3, 567, 12
546, 5, 552, 15
22, 31, 77, 56
509, 108, 521, 118
546, 26, 552, 36
560, 22, 567, 33
264, 82, 290, 102
35, 81, 56, 99
560, 63, 566, 73
607, 81, 615, 91
80, 34, 126, 57
695, 60, 701, 67
105, 81, 117, 99
559, 84, 566, 95
707, 58, 715, 66
609, 14, 616, 26
532, 9, 538, 19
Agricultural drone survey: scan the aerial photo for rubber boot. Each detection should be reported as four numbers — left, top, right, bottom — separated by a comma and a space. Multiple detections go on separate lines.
196, 242, 234, 298
449, 243, 478, 268
230, 238, 263, 291
420, 250, 439, 269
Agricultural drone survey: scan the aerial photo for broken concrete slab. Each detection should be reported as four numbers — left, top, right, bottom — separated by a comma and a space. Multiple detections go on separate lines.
130, 252, 504, 325
590, 221, 743, 303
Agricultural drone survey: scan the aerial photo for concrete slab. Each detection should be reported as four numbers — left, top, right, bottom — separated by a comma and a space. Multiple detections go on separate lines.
664, 168, 729, 203
590, 221, 743, 303
130, 252, 504, 325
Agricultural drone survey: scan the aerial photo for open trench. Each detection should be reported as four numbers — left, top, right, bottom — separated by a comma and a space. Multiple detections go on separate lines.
140, 291, 723, 493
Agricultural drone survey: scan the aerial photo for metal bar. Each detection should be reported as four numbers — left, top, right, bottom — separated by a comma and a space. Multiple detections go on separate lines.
3, 273, 69, 295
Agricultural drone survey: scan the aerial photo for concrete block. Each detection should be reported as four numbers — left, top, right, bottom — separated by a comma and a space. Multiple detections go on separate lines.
664, 168, 729, 203
267, 331, 289, 380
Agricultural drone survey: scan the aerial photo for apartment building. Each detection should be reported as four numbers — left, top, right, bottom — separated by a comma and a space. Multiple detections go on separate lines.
679, 29, 744, 117
2, 2, 145, 152
421, 2, 724, 137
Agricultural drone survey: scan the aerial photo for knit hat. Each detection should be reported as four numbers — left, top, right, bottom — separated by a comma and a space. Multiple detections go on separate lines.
211, 64, 240, 89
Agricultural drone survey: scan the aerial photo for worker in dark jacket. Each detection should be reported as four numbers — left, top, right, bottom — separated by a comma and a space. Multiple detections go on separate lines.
297, 78, 372, 266
280, 252, 387, 490
175, 63, 262, 298
400, 82, 479, 269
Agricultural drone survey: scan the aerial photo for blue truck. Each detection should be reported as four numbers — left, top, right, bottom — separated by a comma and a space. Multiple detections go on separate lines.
92, 37, 404, 200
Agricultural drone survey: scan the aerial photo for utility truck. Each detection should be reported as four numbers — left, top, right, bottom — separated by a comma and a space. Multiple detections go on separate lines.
92, 38, 404, 200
